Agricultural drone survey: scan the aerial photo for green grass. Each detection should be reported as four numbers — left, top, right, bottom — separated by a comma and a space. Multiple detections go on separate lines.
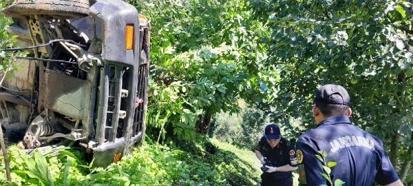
211, 138, 261, 175
0, 138, 262, 185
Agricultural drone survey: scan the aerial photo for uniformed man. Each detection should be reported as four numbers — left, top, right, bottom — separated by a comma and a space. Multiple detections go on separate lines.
296, 84, 403, 186
255, 124, 298, 186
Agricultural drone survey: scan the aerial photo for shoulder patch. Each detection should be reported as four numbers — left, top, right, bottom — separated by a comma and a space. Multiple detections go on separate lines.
289, 149, 295, 156
296, 149, 303, 164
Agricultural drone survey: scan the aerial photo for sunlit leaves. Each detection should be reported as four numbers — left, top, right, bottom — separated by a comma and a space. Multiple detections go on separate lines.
0, 2, 13, 70
1, 141, 260, 185
135, 0, 268, 141
249, 0, 413, 173
250, 0, 413, 134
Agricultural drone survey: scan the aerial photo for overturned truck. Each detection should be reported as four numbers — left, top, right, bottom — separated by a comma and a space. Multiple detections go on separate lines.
0, 0, 149, 166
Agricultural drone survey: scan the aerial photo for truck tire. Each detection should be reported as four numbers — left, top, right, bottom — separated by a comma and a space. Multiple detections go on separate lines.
3, 0, 90, 18
3, 122, 27, 145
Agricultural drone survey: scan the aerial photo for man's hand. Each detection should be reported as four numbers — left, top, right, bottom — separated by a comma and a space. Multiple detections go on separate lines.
264, 165, 277, 173
255, 150, 266, 165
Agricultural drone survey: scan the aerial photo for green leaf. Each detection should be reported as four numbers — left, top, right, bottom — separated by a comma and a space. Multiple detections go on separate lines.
321, 173, 331, 183
33, 151, 54, 186
323, 166, 331, 175
315, 154, 323, 162
63, 158, 72, 186
395, 5, 406, 18
334, 179, 346, 186
326, 161, 337, 168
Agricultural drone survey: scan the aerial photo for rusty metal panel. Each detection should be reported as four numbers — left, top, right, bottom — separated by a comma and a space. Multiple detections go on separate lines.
2, 59, 35, 93
40, 69, 91, 120
3, 0, 90, 18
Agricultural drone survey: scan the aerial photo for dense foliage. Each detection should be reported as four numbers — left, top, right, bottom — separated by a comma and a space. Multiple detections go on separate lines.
212, 103, 270, 150
131, 0, 269, 142
0, 1, 13, 72
0, 0, 412, 184
248, 0, 413, 181
0, 139, 260, 185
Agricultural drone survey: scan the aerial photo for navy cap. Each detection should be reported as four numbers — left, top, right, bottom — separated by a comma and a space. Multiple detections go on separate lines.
264, 124, 281, 140
314, 84, 351, 106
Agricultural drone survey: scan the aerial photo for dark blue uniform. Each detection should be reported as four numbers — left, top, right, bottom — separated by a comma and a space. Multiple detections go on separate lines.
296, 116, 399, 186
255, 137, 294, 186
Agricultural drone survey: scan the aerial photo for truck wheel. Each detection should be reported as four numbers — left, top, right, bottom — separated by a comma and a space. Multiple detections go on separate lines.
2, 122, 27, 145
3, 0, 90, 18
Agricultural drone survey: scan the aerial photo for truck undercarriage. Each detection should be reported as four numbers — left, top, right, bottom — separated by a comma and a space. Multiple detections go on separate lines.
0, 0, 149, 166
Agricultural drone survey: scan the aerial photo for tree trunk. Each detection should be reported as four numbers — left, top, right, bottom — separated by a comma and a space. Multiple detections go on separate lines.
0, 123, 11, 181
389, 131, 400, 166
400, 131, 413, 181
401, 159, 411, 182
389, 72, 405, 165
196, 110, 212, 134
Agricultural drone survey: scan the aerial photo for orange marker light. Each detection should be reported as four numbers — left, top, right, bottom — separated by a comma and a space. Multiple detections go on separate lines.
113, 152, 122, 163
125, 24, 134, 50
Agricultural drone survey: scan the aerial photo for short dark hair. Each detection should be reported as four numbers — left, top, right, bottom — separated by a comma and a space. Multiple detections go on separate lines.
316, 103, 350, 117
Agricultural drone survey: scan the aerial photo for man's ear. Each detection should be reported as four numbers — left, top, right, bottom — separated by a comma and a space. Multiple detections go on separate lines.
312, 105, 320, 116
312, 105, 324, 124
346, 107, 352, 117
